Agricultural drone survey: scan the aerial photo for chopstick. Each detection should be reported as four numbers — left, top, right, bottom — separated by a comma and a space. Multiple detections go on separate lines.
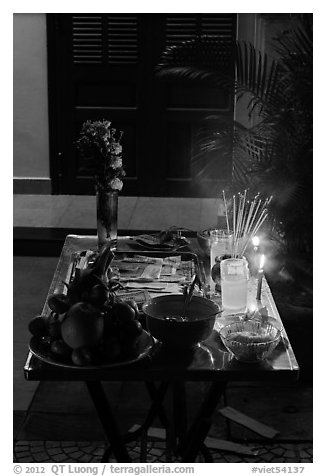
182, 274, 200, 317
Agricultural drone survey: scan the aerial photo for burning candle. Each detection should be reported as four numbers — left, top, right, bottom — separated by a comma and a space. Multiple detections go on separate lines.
251, 236, 260, 275
252, 236, 260, 251
256, 254, 265, 301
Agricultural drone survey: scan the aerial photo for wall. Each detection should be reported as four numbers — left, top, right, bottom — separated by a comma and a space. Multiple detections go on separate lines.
13, 13, 50, 193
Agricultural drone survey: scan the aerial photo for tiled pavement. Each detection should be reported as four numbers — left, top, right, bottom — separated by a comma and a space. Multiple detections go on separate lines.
14, 440, 313, 463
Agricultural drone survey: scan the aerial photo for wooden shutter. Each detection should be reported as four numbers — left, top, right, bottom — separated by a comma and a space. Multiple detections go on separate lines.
71, 14, 139, 65
72, 15, 103, 64
166, 15, 198, 45
201, 14, 236, 41
107, 15, 138, 64
166, 14, 236, 46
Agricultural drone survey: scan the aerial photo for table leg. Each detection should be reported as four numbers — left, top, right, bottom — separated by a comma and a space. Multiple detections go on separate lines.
85, 381, 131, 463
98, 381, 170, 463
140, 429, 148, 462
173, 382, 188, 446
144, 381, 170, 430
164, 385, 176, 462
180, 380, 227, 462
162, 382, 188, 461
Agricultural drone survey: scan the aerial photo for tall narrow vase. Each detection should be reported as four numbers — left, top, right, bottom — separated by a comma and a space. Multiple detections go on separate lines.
96, 189, 118, 250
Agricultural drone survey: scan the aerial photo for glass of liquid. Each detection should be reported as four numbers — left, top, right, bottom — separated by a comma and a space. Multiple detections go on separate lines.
209, 229, 233, 295
220, 257, 249, 313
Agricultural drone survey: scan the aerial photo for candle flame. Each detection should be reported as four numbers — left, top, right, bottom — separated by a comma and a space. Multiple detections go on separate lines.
252, 236, 260, 247
248, 303, 257, 313
259, 254, 265, 270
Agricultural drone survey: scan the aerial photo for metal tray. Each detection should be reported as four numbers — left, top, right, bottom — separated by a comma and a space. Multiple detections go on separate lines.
71, 249, 204, 298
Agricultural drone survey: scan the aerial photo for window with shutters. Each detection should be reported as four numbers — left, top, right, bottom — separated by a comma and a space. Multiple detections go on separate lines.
71, 14, 139, 64
48, 13, 237, 197
165, 14, 235, 45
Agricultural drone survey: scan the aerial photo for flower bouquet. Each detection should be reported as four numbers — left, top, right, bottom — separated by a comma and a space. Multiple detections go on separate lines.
77, 119, 126, 249
77, 119, 125, 192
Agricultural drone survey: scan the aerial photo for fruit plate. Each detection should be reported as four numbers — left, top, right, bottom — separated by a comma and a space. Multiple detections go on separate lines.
29, 330, 155, 370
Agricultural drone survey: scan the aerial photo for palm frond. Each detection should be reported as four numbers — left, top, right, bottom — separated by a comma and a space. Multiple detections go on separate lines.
156, 36, 235, 89
274, 17, 312, 64
157, 36, 285, 120
235, 42, 282, 117
191, 116, 234, 180
156, 15, 312, 258
155, 66, 216, 84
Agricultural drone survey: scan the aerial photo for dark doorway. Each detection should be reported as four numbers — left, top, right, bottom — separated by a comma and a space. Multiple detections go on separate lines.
47, 13, 237, 197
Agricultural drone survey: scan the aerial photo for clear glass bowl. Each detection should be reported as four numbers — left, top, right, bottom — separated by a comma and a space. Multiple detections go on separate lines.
219, 319, 282, 363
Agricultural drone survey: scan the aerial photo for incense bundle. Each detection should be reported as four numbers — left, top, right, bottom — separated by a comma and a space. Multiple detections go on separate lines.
221, 191, 272, 258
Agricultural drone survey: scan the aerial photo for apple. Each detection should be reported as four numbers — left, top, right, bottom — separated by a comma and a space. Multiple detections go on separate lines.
61, 302, 104, 349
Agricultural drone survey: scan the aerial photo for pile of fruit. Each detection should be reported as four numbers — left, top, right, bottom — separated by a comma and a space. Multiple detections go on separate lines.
28, 246, 144, 366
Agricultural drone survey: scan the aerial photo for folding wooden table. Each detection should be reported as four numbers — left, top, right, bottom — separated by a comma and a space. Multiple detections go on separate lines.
24, 235, 299, 462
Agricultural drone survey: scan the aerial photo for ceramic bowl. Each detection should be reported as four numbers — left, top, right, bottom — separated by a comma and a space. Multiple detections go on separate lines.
142, 294, 220, 349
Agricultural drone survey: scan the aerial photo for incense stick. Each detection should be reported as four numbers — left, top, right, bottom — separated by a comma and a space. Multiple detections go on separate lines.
216, 198, 220, 228
232, 195, 236, 257
240, 211, 268, 256
219, 191, 271, 258
222, 190, 230, 234
235, 190, 247, 256
233, 193, 242, 257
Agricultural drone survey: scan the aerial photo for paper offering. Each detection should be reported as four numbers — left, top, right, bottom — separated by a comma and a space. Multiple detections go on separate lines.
113, 261, 140, 273
140, 263, 163, 280
158, 276, 186, 283
122, 255, 163, 265
78, 251, 197, 297
125, 282, 182, 294
160, 264, 173, 275
116, 289, 151, 306
163, 256, 181, 265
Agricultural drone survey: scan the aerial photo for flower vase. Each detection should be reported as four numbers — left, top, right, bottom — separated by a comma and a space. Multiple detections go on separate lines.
96, 189, 118, 250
